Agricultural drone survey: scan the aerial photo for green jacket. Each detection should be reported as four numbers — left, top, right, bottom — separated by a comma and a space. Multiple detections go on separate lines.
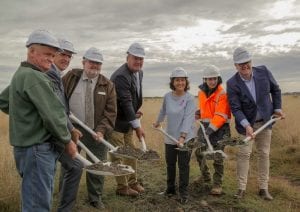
0, 62, 71, 147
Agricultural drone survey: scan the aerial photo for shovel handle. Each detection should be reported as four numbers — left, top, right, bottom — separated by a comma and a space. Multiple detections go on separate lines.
140, 136, 147, 152
243, 116, 282, 142
152, 126, 183, 148
199, 122, 214, 152
75, 153, 92, 167
69, 113, 117, 151
77, 140, 100, 163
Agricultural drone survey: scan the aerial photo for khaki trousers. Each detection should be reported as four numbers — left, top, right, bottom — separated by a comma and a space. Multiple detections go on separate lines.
108, 129, 138, 189
237, 122, 272, 190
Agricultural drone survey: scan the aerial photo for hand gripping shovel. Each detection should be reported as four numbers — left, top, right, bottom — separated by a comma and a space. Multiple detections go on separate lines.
152, 125, 189, 151
199, 122, 227, 159
69, 113, 137, 160
218, 115, 283, 146
75, 140, 135, 176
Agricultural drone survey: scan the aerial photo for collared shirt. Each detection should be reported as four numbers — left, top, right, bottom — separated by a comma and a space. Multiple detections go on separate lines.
239, 72, 262, 127
69, 71, 98, 129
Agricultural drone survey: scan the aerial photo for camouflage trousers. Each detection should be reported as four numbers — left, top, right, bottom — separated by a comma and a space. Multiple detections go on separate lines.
194, 123, 230, 186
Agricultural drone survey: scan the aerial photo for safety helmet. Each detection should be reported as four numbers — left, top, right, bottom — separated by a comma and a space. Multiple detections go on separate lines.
202, 65, 220, 78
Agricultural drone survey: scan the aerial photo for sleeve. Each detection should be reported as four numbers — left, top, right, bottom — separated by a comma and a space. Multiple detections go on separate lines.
180, 95, 196, 133
114, 75, 136, 122
156, 95, 167, 123
267, 68, 282, 110
226, 80, 249, 126
210, 93, 230, 130
27, 81, 71, 144
95, 82, 117, 134
0, 86, 10, 114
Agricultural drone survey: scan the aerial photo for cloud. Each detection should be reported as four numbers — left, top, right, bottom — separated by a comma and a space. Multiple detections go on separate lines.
0, 0, 300, 95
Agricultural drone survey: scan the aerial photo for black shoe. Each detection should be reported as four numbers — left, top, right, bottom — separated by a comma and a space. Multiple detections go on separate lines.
159, 190, 176, 197
90, 200, 105, 209
234, 189, 245, 199
258, 189, 273, 201
179, 197, 188, 204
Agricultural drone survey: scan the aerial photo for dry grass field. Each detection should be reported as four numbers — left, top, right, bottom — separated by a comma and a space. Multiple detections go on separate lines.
0, 95, 299, 211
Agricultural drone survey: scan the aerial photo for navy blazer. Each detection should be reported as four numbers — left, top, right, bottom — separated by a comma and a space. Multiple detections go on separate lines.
110, 63, 143, 133
226, 65, 281, 134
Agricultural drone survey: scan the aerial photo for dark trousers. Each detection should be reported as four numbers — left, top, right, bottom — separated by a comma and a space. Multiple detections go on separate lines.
59, 124, 107, 205
165, 143, 192, 198
57, 152, 83, 212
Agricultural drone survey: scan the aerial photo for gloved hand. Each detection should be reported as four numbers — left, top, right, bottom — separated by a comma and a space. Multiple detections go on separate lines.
205, 127, 214, 137
71, 128, 82, 143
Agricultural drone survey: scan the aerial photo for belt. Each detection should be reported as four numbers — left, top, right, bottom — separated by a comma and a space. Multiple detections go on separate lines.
255, 119, 263, 123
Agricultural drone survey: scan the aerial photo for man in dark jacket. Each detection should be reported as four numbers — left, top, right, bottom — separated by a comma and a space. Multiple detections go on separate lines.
109, 43, 146, 197
63, 47, 117, 209
46, 38, 83, 212
227, 47, 284, 201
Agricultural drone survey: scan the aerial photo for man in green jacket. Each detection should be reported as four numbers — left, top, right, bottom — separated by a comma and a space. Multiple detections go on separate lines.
0, 29, 77, 212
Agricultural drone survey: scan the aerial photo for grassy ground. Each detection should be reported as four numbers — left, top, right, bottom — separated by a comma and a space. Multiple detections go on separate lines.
0, 95, 300, 211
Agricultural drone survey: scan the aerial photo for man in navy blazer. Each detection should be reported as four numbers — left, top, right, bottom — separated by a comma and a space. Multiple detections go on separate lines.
226, 47, 284, 201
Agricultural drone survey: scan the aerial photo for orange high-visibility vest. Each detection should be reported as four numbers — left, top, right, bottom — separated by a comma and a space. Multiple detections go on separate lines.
198, 84, 231, 131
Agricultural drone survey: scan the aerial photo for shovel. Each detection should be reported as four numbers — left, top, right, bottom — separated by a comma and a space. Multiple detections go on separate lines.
69, 113, 137, 160
75, 140, 135, 176
152, 125, 190, 151
198, 122, 227, 159
218, 116, 283, 146
241, 115, 282, 145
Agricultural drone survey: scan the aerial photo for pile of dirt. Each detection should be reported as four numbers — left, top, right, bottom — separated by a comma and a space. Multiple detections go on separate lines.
114, 145, 160, 160
139, 149, 160, 160
114, 145, 144, 158
86, 161, 133, 175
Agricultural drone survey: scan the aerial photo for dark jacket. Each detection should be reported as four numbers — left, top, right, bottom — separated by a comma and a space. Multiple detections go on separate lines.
226, 65, 282, 134
110, 63, 143, 133
62, 69, 117, 136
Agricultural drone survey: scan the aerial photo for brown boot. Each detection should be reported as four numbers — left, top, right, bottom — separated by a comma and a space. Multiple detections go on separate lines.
116, 186, 139, 197
129, 182, 145, 193
258, 189, 273, 201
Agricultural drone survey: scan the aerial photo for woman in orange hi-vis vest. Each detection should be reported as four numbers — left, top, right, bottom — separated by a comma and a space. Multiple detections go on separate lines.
194, 65, 231, 195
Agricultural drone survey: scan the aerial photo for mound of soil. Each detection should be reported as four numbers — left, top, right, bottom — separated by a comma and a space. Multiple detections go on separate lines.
86, 161, 133, 175
114, 145, 160, 160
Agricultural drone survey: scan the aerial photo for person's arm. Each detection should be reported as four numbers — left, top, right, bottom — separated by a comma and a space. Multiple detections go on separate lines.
180, 95, 196, 135
27, 81, 71, 145
266, 67, 282, 113
0, 86, 10, 114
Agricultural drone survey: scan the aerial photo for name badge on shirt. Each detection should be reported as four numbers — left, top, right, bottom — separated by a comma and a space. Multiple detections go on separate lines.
98, 91, 106, 95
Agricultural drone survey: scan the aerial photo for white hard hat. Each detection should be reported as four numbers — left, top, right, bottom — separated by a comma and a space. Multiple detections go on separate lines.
233, 47, 252, 64
83, 47, 103, 63
58, 38, 76, 54
127, 42, 145, 58
26, 29, 61, 49
170, 67, 188, 78
202, 65, 220, 78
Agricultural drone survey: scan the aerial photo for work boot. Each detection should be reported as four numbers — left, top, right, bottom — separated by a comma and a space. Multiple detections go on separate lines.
116, 186, 139, 197
129, 182, 145, 193
234, 189, 245, 199
210, 186, 222, 195
158, 189, 176, 197
258, 189, 273, 201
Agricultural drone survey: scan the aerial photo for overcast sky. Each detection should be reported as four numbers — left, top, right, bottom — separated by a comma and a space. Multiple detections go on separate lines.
0, 0, 299, 96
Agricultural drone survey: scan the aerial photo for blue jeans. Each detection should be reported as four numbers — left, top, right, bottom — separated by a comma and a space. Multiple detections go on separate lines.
14, 142, 59, 212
